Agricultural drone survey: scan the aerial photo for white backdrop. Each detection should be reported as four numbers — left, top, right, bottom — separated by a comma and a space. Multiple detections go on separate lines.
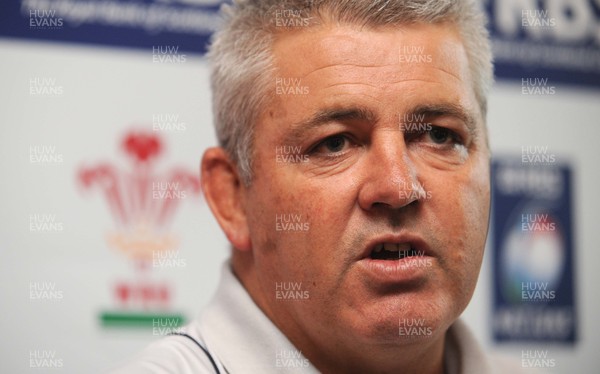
0, 38, 599, 373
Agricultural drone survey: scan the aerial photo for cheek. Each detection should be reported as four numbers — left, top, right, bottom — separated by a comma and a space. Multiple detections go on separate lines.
455, 171, 489, 307
254, 170, 360, 288
246, 164, 344, 269
427, 158, 490, 270
303, 177, 358, 227
461, 157, 491, 247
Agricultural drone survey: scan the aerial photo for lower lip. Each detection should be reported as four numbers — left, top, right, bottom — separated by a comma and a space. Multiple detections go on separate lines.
357, 257, 434, 285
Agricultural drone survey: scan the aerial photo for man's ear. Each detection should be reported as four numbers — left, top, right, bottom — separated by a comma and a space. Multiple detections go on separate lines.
201, 147, 252, 252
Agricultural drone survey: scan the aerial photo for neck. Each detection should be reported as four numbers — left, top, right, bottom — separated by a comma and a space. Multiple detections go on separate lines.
288, 324, 446, 374
232, 254, 447, 374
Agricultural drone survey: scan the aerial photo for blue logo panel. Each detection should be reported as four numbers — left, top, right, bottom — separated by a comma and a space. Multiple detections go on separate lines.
491, 157, 577, 343
486, 0, 600, 89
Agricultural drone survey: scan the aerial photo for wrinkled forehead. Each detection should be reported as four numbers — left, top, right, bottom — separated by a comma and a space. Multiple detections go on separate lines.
273, 22, 469, 85
266, 22, 480, 124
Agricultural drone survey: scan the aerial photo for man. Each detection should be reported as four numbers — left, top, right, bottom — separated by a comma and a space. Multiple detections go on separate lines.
113, 0, 525, 373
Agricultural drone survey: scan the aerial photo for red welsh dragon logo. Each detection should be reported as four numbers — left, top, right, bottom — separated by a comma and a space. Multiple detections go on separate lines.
78, 130, 200, 319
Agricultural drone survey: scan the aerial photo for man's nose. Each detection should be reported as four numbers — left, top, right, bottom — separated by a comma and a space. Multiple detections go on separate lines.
357, 133, 422, 211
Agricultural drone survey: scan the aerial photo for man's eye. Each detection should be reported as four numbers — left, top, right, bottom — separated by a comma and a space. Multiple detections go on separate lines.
410, 126, 462, 146
429, 127, 451, 144
314, 135, 348, 154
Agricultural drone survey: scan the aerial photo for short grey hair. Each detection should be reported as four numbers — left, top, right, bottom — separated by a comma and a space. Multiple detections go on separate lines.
208, 0, 493, 185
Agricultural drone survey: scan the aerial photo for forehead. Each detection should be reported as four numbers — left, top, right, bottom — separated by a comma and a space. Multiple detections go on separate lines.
268, 22, 477, 119
275, 22, 464, 64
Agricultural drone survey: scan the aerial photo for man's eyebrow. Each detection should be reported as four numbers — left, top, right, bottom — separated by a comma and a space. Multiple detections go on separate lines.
283, 107, 378, 145
407, 103, 477, 136
280, 103, 477, 144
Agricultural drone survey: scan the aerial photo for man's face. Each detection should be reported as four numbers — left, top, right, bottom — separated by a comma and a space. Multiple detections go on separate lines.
242, 22, 490, 350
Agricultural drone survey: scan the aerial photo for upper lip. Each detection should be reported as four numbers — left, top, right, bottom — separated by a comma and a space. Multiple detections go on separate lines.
360, 233, 434, 260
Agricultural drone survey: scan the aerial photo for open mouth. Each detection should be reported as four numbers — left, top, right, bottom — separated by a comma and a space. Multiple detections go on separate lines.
369, 243, 420, 260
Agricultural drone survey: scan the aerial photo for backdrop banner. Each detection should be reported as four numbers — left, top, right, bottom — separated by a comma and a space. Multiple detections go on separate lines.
2, 0, 600, 89
0, 0, 225, 54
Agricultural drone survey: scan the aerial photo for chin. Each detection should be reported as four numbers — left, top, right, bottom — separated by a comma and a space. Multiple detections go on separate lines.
346, 294, 450, 345
352, 316, 445, 347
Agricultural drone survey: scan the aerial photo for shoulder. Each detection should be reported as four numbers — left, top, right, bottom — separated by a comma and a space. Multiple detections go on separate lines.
447, 319, 550, 374
106, 333, 219, 374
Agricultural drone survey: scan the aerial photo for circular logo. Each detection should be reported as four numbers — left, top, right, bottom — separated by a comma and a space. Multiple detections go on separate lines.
501, 209, 563, 303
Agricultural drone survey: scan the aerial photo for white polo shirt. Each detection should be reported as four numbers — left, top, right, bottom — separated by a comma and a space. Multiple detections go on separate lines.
109, 262, 525, 374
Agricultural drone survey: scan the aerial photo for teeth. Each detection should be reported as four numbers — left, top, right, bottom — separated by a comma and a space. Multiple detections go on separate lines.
379, 242, 412, 252
372, 242, 415, 255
